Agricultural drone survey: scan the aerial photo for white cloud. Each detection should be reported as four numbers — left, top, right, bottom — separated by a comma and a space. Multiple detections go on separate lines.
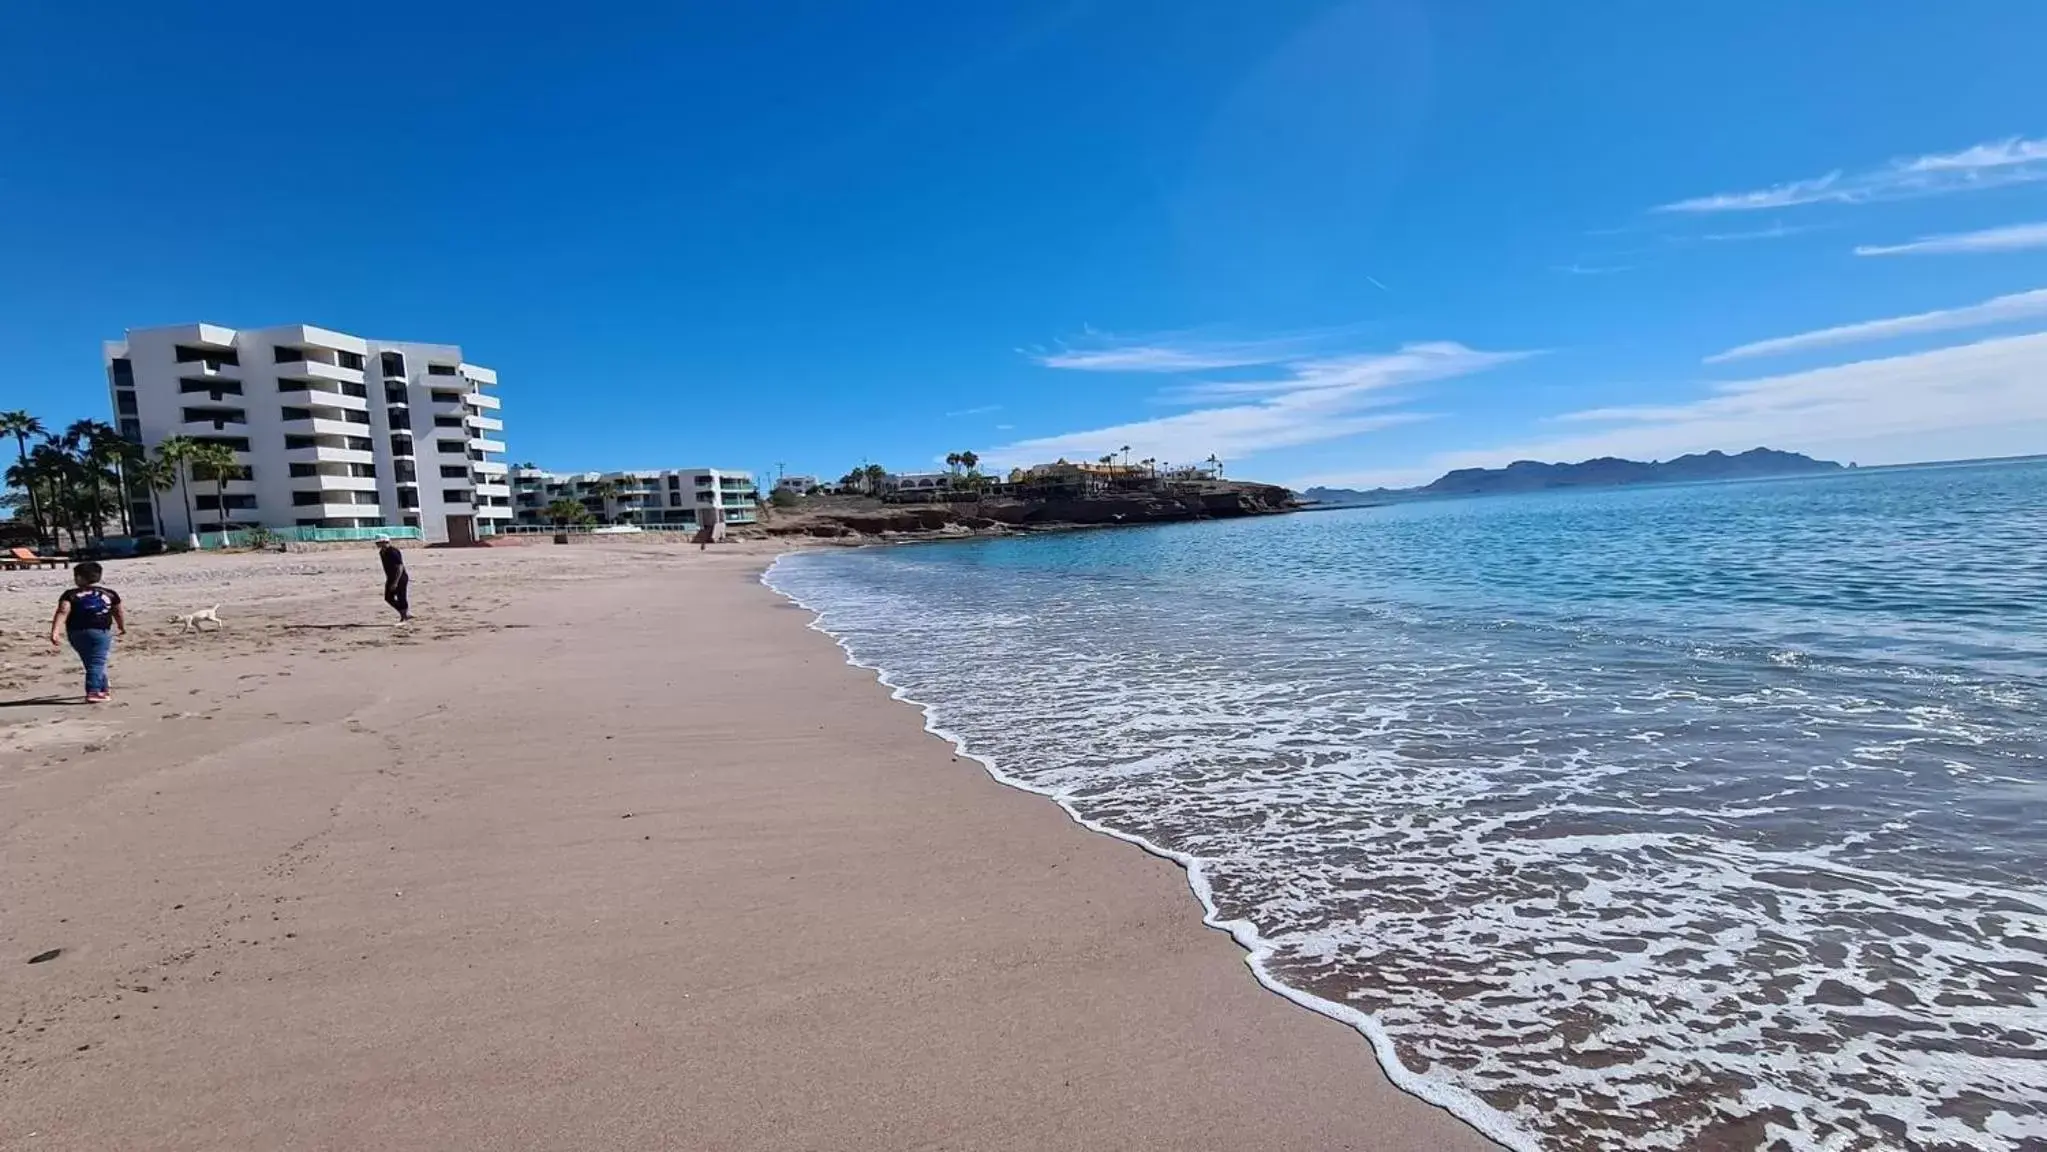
990, 341, 1527, 468
1297, 333, 2047, 489
1657, 135, 2047, 213
1698, 221, 1817, 243
1027, 333, 1316, 373
1703, 288, 2047, 363
1854, 221, 2047, 257
1553, 262, 1634, 276
944, 404, 1003, 417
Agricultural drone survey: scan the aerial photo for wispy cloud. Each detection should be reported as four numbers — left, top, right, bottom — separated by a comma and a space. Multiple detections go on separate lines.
944, 404, 1003, 417
1553, 262, 1633, 276
1297, 333, 2047, 490
1854, 221, 2047, 257
1698, 221, 1818, 243
1025, 331, 1328, 373
1703, 288, 2047, 364
1657, 135, 2047, 213
990, 340, 1529, 467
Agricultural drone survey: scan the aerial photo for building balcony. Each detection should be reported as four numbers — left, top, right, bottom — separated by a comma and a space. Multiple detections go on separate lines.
463, 391, 501, 411
177, 357, 240, 379
473, 482, 511, 499
464, 413, 504, 433
283, 359, 366, 386
295, 474, 380, 493
472, 458, 509, 476
178, 414, 249, 435
293, 503, 383, 520
284, 444, 376, 466
277, 383, 369, 411
474, 505, 514, 520
281, 415, 368, 438
469, 436, 507, 454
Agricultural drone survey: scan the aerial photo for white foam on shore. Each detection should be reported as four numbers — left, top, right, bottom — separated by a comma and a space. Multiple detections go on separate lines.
761, 549, 2047, 1151
761, 555, 1540, 1152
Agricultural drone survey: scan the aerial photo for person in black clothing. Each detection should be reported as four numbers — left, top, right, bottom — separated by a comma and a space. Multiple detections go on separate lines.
49, 560, 126, 702
377, 536, 410, 623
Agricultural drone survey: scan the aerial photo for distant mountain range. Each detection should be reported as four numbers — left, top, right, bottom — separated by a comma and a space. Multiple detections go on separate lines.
1303, 448, 1845, 505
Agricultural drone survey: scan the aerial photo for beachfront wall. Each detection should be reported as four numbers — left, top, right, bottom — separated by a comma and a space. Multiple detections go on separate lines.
509, 466, 759, 528
104, 322, 509, 546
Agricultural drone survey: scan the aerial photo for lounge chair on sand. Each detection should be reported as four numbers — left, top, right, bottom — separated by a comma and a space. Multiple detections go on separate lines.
4, 547, 65, 570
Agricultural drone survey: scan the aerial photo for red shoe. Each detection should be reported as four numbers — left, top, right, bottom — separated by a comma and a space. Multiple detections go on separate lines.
85, 692, 108, 704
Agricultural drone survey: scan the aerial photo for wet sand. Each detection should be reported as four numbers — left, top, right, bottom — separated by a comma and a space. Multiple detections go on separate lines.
1, 543, 1496, 1150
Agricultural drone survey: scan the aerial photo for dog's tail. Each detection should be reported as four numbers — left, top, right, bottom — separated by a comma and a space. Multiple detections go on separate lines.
208, 605, 220, 614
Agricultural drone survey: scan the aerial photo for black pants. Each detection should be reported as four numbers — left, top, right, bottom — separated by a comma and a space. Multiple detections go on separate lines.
385, 575, 410, 617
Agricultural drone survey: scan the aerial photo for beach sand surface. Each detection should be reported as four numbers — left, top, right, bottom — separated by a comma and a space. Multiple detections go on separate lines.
1, 543, 1496, 1151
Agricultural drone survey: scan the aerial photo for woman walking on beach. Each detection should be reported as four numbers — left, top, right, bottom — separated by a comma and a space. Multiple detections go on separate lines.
49, 560, 126, 703
377, 535, 411, 623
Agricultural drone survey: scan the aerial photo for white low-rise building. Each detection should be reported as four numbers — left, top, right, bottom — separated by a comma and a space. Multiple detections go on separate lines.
511, 467, 757, 528
104, 322, 508, 544
773, 473, 819, 494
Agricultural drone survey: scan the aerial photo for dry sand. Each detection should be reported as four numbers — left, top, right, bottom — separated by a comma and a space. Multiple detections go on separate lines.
1, 541, 1496, 1151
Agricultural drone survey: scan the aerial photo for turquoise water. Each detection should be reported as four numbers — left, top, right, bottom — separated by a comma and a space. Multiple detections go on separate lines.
766, 461, 2047, 1151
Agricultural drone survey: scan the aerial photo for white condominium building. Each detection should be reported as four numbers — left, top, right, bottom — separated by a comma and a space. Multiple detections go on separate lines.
104, 323, 509, 544
510, 467, 757, 528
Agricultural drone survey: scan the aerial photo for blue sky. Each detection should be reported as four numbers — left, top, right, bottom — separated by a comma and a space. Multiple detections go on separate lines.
6, 0, 2047, 489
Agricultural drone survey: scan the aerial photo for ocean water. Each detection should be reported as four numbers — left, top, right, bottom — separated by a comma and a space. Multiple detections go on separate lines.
764, 461, 2047, 1152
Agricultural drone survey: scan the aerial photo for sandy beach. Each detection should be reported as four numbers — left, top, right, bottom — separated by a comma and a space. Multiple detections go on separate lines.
1, 541, 1494, 1151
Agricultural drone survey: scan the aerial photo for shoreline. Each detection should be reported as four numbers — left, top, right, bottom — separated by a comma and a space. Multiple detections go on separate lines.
3, 543, 1498, 1151
763, 552, 1528, 1150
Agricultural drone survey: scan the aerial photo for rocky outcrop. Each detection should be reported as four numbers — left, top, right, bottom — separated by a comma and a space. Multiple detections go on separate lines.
760, 482, 1297, 542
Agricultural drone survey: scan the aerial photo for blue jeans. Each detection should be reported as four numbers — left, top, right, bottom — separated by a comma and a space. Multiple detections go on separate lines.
68, 628, 114, 696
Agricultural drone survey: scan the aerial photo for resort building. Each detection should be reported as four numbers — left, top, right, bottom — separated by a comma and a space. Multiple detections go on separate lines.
104, 323, 508, 544
883, 471, 954, 494
773, 473, 820, 495
510, 467, 758, 528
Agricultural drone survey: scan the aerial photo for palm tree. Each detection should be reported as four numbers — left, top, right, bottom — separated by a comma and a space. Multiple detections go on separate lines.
959, 450, 979, 473
1119, 444, 1131, 468
156, 435, 200, 546
1141, 457, 1157, 479
590, 479, 619, 524
1097, 453, 1114, 465
945, 452, 963, 475
27, 439, 79, 548
862, 463, 886, 494
135, 454, 178, 540
188, 442, 241, 547
1, 410, 48, 548
543, 497, 592, 525
1206, 454, 1223, 478
69, 420, 127, 541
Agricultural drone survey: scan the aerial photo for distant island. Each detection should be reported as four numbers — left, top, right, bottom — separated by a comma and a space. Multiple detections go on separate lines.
1304, 448, 1845, 505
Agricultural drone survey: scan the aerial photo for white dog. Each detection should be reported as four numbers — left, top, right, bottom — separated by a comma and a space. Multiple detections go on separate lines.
171, 605, 223, 634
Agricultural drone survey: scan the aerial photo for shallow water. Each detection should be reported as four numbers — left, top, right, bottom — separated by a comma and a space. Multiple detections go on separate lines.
766, 461, 2047, 1151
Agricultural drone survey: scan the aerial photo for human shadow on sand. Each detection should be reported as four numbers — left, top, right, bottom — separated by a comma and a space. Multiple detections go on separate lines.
0, 695, 88, 708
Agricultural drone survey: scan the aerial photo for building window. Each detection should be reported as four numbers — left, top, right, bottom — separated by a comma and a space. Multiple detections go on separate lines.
433, 415, 463, 428
345, 437, 373, 452
292, 492, 325, 506
436, 440, 466, 455
442, 489, 470, 503
289, 463, 318, 478
110, 358, 135, 388
402, 514, 420, 527
427, 363, 458, 376
180, 379, 244, 396
394, 460, 417, 483
195, 494, 258, 511
440, 465, 468, 478
381, 351, 405, 378
342, 382, 368, 399
398, 489, 419, 509
275, 346, 305, 363
282, 406, 312, 422
175, 346, 238, 365
196, 436, 250, 452
119, 418, 141, 440
391, 436, 415, 457
116, 393, 138, 416
336, 351, 365, 371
